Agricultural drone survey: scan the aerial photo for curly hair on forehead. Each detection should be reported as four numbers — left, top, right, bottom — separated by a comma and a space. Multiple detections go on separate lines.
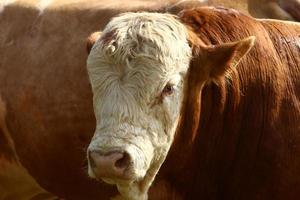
94, 12, 192, 65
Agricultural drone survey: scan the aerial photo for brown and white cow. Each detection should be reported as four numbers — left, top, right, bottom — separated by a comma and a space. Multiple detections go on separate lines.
86, 7, 300, 200
1, 1, 299, 200
0, 1, 250, 200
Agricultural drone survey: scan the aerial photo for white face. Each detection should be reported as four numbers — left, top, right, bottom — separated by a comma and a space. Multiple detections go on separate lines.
86, 12, 192, 198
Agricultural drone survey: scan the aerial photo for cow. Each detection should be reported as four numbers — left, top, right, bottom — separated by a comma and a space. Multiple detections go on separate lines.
86, 6, 300, 200
248, 0, 300, 21
0, 1, 252, 200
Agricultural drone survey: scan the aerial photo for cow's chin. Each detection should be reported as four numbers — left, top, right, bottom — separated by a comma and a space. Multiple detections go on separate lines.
98, 168, 147, 185
88, 162, 147, 183
101, 175, 138, 185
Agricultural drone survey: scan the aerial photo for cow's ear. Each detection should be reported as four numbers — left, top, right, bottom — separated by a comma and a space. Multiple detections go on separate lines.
199, 36, 256, 81
86, 32, 101, 54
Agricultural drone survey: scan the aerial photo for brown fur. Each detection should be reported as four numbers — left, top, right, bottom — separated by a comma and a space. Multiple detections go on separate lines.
279, 0, 300, 21
0, 96, 58, 200
248, 0, 300, 21
160, 7, 300, 200
165, 0, 209, 14
0, 96, 18, 163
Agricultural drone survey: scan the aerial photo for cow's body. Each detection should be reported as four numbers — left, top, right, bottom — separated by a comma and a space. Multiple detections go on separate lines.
0, 1, 299, 200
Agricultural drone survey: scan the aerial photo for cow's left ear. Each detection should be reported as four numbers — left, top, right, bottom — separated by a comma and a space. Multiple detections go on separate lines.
86, 32, 101, 54
195, 36, 256, 81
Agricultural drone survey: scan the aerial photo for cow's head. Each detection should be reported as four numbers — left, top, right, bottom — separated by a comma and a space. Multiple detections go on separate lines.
86, 12, 255, 200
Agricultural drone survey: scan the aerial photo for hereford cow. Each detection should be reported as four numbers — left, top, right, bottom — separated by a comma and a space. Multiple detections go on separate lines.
248, 0, 300, 21
86, 7, 300, 200
0, 1, 251, 200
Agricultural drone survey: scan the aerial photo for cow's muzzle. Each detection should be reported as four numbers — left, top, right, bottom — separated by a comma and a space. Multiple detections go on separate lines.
88, 149, 132, 180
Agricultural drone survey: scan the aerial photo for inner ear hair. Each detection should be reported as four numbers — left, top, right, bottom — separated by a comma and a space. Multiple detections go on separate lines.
221, 36, 256, 68
86, 31, 102, 54
192, 36, 256, 81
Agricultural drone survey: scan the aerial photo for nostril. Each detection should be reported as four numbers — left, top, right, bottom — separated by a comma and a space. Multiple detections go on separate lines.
115, 152, 130, 169
88, 150, 131, 177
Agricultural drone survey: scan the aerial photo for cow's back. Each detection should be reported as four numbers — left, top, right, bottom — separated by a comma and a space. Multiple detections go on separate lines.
260, 19, 300, 97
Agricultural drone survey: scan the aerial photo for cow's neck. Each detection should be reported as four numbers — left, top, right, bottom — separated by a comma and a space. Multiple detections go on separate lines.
161, 77, 238, 195
161, 77, 206, 180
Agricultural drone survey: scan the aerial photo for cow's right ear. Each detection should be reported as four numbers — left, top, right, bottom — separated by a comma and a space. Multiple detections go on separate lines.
188, 34, 255, 83
86, 32, 101, 54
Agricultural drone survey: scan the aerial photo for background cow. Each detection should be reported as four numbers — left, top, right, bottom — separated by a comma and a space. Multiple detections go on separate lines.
248, 0, 300, 21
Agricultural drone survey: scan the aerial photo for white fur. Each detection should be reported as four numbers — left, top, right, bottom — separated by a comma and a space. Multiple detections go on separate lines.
87, 12, 192, 200
0, 0, 16, 14
37, 0, 53, 13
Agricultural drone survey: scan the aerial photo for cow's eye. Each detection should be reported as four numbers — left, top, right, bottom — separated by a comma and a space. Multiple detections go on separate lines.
162, 83, 175, 96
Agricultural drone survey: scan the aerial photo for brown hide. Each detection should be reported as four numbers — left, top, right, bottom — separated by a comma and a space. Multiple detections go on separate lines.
279, 0, 300, 21
0, 97, 58, 200
0, 5, 111, 200
161, 7, 300, 200
248, 0, 300, 21
0, 97, 17, 163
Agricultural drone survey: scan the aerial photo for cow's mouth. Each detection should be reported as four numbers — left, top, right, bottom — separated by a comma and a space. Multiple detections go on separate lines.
101, 176, 132, 185
90, 166, 133, 182
90, 165, 144, 187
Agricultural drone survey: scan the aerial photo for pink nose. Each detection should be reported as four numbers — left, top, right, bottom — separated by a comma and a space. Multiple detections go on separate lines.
89, 150, 131, 178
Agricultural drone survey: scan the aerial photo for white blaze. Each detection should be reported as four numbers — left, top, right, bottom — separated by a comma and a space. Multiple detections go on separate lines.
87, 12, 192, 200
